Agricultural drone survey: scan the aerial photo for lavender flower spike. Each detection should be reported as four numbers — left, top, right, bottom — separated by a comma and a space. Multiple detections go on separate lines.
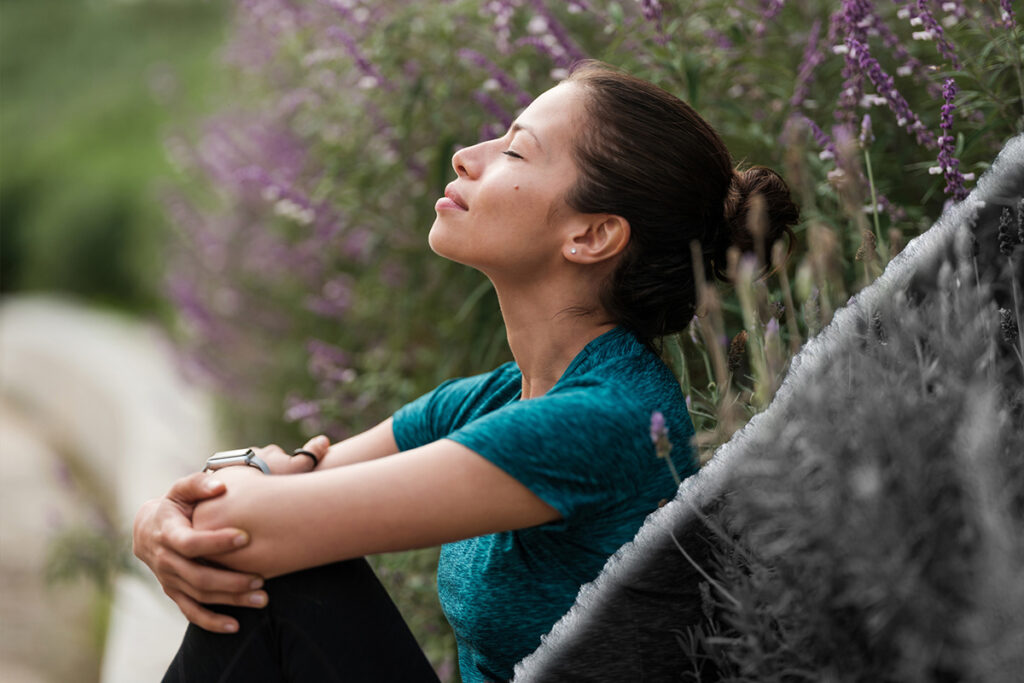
911, 0, 960, 68
999, 0, 1017, 29
932, 78, 969, 201
790, 19, 823, 110
847, 38, 936, 148
458, 48, 534, 107
649, 411, 668, 445
638, 0, 663, 23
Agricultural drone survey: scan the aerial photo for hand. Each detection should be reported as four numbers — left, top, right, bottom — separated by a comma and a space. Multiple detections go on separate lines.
132, 473, 266, 633
253, 434, 331, 475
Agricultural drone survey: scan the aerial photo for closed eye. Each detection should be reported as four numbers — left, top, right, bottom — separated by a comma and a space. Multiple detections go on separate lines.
502, 150, 524, 160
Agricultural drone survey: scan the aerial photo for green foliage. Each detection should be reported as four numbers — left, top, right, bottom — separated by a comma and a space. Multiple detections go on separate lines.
0, 0, 227, 311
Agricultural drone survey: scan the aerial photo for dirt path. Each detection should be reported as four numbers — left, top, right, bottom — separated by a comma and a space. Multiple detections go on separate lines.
0, 296, 219, 682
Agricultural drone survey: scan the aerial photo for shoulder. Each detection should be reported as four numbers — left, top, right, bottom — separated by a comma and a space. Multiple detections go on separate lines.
392, 361, 521, 451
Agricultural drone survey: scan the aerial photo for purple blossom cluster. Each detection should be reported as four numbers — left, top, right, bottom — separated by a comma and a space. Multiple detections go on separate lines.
753, 0, 786, 39
931, 78, 970, 201
458, 48, 534, 108
847, 38, 936, 148
790, 19, 824, 110
906, 0, 960, 69
827, 0, 876, 126
638, 0, 663, 24
998, 0, 1017, 29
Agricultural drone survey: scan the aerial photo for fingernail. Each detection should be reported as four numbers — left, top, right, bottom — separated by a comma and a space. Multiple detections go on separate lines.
249, 577, 263, 590
223, 622, 238, 633
205, 478, 223, 492
249, 592, 267, 607
233, 533, 249, 547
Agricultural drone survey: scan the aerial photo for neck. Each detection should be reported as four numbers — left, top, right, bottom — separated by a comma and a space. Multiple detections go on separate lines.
491, 275, 615, 400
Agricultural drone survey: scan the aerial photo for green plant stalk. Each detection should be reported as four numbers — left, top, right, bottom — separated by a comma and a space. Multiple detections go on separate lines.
773, 242, 803, 356
733, 264, 770, 408
862, 148, 889, 265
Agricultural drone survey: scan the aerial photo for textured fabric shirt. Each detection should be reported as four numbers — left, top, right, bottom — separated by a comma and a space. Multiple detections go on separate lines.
392, 327, 697, 683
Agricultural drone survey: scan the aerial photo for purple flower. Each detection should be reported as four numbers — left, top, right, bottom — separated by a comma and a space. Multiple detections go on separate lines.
704, 28, 733, 50
638, 0, 662, 23
284, 396, 321, 423
828, 0, 878, 126
325, 26, 395, 92
874, 16, 943, 100
473, 91, 514, 131
793, 114, 905, 223
858, 113, 874, 146
524, 0, 587, 64
999, 0, 1017, 29
458, 48, 533, 107
790, 19, 824, 110
754, 0, 785, 38
799, 114, 838, 160
910, 0, 960, 68
847, 38, 936, 148
932, 78, 969, 201
650, 410, 668, 445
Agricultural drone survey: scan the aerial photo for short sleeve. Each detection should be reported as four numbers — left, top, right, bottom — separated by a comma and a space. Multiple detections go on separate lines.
392, 378, 463, 451
392, 363, 521, 452
446, 384, 650, 524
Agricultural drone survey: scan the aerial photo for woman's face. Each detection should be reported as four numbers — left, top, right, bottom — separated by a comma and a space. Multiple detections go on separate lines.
428, 82, 589, 280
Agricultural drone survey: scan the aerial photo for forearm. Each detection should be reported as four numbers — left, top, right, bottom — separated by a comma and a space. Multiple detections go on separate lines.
316, 417, 400, 469
194, 438, 560, 579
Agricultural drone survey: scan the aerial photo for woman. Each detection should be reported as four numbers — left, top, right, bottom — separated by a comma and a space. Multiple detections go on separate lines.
134, 62, 798, 682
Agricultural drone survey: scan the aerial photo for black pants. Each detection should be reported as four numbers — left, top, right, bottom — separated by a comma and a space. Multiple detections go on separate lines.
162, 558, 442, 683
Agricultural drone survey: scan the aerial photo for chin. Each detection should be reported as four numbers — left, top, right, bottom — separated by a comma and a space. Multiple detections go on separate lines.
427, 220, 485, 271
427, 219, 447, 256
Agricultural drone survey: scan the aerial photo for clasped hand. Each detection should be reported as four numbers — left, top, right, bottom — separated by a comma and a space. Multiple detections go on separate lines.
132, 435, 330, 633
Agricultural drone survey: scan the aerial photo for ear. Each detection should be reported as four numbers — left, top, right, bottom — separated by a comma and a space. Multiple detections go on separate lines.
565, 215, 630, 264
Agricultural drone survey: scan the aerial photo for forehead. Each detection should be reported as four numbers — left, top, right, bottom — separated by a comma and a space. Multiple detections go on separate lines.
514, 82, 586, 150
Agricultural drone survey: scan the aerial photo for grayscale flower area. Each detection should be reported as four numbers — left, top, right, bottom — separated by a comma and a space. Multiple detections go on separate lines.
516, 138, 1024, 683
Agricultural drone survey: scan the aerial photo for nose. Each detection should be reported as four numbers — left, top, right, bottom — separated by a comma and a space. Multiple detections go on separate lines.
451, 141, 484, 179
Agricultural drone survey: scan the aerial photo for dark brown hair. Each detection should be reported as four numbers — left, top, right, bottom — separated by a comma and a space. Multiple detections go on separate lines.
565, 62, 799, 345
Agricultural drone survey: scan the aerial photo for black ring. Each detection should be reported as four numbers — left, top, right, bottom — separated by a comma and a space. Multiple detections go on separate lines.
291, 448, 320, 466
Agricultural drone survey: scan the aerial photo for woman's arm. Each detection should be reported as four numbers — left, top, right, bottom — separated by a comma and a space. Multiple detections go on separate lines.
315, 417, 399, 469
194, 438, 561, 578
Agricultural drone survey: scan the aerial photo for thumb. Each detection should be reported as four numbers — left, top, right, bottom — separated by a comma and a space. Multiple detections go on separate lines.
167, 471, 227, 505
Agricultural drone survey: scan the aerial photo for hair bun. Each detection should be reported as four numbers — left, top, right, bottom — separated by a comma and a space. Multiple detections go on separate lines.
715, 166, 800, 280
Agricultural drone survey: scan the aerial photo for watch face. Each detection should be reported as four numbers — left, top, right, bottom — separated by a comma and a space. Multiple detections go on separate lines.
213, 448, 255, 459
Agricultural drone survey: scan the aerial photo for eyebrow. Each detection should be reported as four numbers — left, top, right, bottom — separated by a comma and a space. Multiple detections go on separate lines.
510, 122, 543, 152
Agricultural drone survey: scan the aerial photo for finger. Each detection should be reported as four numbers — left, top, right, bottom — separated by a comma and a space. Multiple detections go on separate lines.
169, 581, 270, 610
289, 435, 329, 472
301, 434, 330, 458
169, 554, 264, 596
169, 590, 241, 634
166, 523, 251, 559
167, 472, 227, 505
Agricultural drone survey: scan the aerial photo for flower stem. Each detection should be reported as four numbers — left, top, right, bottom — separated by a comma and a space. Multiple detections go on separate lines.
862, 148, 888, 265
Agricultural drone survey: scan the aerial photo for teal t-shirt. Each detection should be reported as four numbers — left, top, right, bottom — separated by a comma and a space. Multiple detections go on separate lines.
392, 327, 696, 683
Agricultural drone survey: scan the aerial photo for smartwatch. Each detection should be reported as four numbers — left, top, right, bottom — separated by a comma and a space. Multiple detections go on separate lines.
204, 448, 271, 475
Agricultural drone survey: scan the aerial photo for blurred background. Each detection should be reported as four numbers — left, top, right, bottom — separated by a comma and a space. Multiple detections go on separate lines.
1, 2, 230, 680
1, 1, 1020, 681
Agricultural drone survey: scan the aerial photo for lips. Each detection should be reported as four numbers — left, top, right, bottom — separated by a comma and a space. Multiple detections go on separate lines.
444, 185, 469, 211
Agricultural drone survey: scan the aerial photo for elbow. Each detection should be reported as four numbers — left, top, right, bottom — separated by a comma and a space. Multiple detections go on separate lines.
192, 486, 273, 574
193, 493, 237, 534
